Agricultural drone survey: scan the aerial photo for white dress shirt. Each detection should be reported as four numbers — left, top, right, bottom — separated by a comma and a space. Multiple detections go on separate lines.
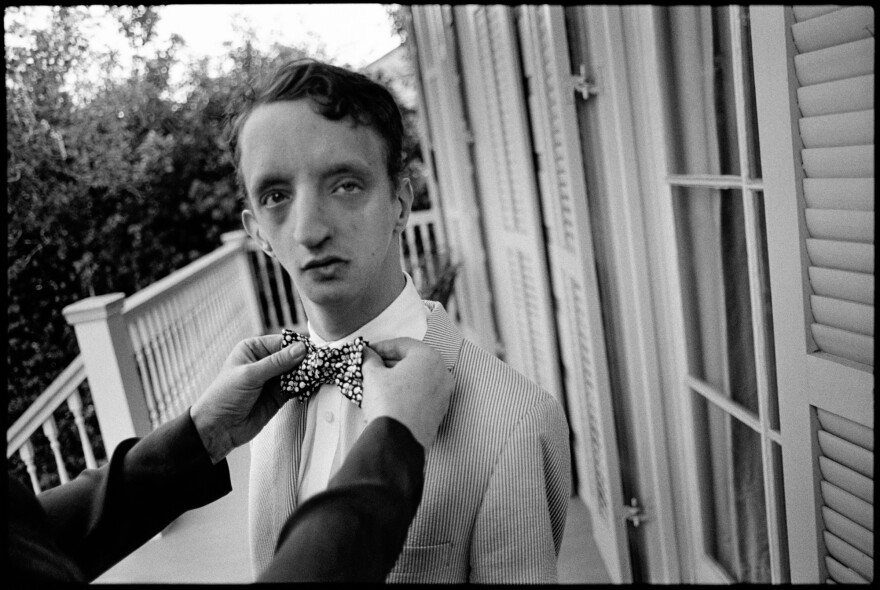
296, 272, 429, 503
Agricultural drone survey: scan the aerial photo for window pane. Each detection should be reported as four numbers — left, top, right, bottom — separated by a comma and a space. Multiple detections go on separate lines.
674, 187, 760, 415
740, 9, 762, 178
691, 393, 772, 582
754, 192, 779, 430
661, 6, 741, 176
770, 441, 790, 583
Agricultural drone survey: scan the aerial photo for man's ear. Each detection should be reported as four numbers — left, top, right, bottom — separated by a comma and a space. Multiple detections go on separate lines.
242, 209, 275, 258
393, 177, 414, 234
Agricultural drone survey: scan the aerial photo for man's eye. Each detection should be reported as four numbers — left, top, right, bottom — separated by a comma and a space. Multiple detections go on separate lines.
333, 181, 363, 195
261, 191, 289, 207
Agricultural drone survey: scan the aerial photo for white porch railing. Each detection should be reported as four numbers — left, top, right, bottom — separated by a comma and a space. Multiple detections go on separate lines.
7, 210, 447, 494
6, 355, 96, 494
400, 209, 448, 295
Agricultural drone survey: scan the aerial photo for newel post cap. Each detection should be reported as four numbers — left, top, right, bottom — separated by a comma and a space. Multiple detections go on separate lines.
62, 293, 127, 325
221, 229, 250, 246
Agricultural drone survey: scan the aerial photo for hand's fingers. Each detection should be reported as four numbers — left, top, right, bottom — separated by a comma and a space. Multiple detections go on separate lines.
248, 341, 306, 383
254, 333, 286, 355
233, 334, 286, 364
368, 337, 419, 362
361, 345, 387, 369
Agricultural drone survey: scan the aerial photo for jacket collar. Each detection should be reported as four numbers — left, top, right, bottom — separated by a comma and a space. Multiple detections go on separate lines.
421, 300, 463, 373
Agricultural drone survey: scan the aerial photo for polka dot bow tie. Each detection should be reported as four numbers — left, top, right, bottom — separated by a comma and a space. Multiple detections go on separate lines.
279, 329, 369, 407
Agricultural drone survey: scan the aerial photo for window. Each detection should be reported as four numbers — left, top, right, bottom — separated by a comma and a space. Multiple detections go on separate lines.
657, 5, 789, 582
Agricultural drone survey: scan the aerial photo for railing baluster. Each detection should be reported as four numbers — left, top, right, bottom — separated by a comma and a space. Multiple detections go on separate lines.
151, 306, 181, 419
154, 303, 179, 416
433, 211, 447, 253
226, 260, 250, 342
195, 277, 218, 383
290, 271, 307, 330
158, 301, 187, 416
269, 256, 295, 329
399, 234, 409, 276
42, 416, 70, 484
420, 222, 438, 288
177, 287, 201, 406
254, 250, 280, 330
171, 292, 198, 409
204, 271, 227, 382
212, 264, 231, 355
185, 284, 208, 403
181, 286, 202, 403
129, 321, 160, 428
67, 390, 98, 470
225, 259, 248, 347
19, 440, 41, 494
404, 224, 424, 291
189, 281, 212, 399
143, 313, 173, 424
205, 270, 225, 376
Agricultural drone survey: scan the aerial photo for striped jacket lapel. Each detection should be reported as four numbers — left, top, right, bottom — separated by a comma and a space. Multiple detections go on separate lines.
421, 301, 463, 372
248, 394, 310, 573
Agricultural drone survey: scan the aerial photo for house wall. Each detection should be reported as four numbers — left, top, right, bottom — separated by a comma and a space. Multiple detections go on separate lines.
407, 4, 874, 584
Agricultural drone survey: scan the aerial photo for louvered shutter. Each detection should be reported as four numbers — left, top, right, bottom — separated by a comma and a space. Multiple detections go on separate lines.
816, 408, 874, 583
792, 5, 875, 367
751, 5, 874, 584
517, 5, 631, 581
409, 6, 500, 352
452, 5, 564, 398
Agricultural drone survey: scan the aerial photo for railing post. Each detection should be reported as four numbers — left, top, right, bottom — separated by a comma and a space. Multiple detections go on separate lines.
62, 293, 152, 456
222, 230, 266, 336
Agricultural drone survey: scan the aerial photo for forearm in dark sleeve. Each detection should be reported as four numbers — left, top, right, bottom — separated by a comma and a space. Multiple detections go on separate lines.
38, 410, 231, 581
258, 417, 424, 582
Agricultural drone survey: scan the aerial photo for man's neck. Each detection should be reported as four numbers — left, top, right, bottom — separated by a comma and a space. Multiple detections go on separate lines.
304, 272, 407, 342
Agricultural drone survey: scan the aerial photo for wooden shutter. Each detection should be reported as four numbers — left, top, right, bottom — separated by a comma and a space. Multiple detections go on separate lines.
751, 5, 874, 584
517, 5, 632, 581
792, 5, 875, 367
452, 5, 564, 398
816, 407, 874, 583
409, 6, 500, 352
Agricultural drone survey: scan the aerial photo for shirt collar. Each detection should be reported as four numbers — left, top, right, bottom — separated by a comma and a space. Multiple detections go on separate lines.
308, 272, 428, 347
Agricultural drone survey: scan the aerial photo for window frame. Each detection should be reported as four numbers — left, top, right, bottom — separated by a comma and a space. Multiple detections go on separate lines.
634, 5, 789, 583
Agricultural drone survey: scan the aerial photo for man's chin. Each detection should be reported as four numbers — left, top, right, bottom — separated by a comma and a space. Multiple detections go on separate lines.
297, 279, 352, 307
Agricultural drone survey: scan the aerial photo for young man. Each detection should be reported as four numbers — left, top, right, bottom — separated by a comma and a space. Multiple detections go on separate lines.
232, 59, 571, 583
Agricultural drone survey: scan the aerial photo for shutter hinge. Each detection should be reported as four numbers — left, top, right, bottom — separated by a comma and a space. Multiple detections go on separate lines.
572, 64, 600, 100
624, 497, 647, 528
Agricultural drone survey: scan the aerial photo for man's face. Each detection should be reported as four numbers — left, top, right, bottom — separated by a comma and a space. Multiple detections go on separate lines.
240, 99, 411, 320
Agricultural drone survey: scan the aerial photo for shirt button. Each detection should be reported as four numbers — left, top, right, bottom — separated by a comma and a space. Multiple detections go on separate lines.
324, 411, 335, 423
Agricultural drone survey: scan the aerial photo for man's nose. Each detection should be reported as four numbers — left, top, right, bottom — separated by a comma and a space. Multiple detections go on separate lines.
293, 191, 332, 249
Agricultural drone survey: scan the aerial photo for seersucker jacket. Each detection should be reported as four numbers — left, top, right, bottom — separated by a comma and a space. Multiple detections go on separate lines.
247, 300, 572, 583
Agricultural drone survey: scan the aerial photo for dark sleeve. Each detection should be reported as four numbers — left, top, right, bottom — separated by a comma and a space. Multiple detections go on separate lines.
34, 410, 231, 581
258, 417, 425, 582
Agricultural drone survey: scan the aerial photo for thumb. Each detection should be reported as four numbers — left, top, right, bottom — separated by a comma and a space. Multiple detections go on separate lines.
362, 345, 388, 369
369, 337, 418, 363
249, 342, 306, 382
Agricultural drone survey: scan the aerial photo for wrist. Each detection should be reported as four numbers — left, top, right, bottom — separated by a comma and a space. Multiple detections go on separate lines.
189, 405, 234, 464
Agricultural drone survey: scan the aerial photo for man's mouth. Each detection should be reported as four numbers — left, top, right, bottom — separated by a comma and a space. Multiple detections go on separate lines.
301, 257, 346, 272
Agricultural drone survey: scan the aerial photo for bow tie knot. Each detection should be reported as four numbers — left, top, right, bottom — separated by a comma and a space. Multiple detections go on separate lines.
279, 329, 369, 407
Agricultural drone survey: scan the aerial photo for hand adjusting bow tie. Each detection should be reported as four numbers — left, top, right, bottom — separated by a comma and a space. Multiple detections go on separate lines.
279, 329, 369, 407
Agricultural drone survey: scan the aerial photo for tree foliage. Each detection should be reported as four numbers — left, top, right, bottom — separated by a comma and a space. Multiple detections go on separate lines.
6, 7, 322, 432
383, 4, 408, 44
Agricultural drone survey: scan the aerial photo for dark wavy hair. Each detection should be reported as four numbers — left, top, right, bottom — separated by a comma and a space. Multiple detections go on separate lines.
226, 59, 405, 200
